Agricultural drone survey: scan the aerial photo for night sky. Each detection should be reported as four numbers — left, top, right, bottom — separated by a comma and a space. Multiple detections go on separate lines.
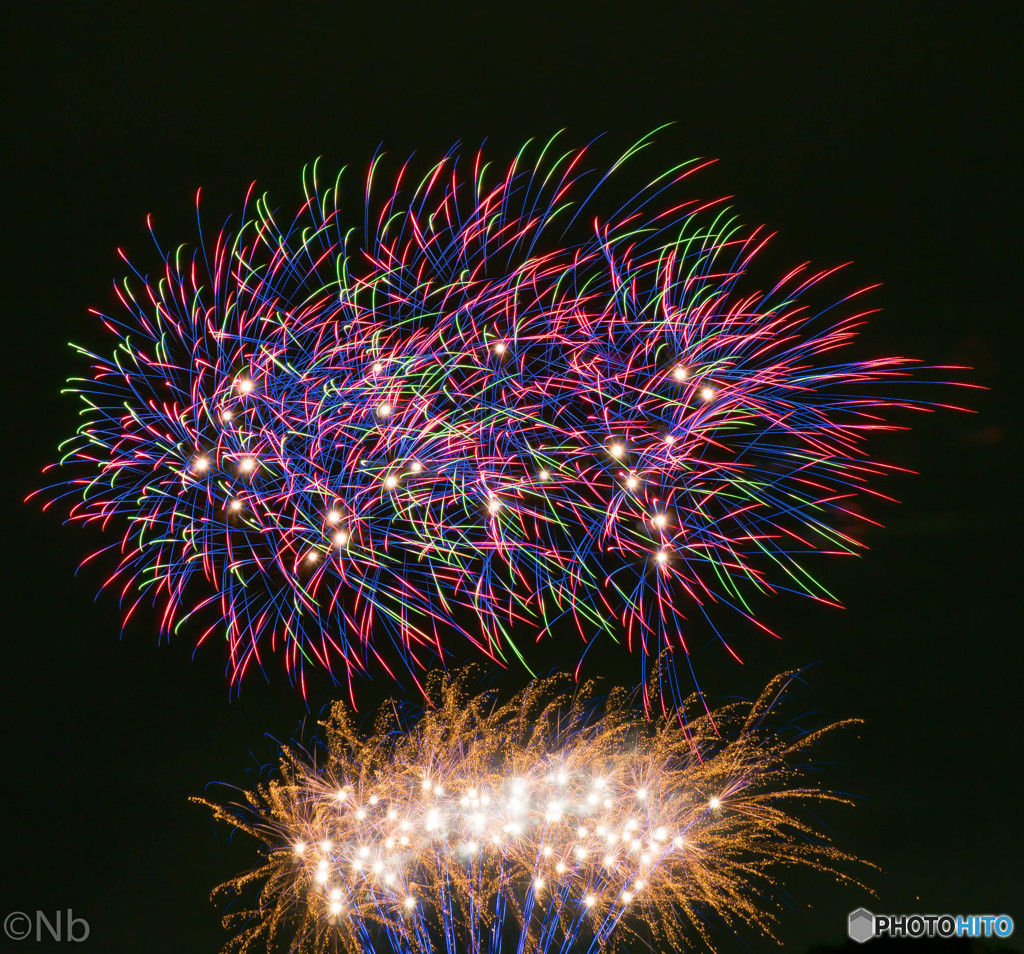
5, 4, 1021, 952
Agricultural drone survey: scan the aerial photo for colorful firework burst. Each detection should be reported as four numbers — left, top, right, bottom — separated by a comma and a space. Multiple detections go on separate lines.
35, 132, 965, 699
197, 667, 866, 953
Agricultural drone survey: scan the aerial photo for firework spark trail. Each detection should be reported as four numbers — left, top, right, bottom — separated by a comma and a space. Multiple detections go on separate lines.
35, 132, 970, 701
197, 667, 866, 954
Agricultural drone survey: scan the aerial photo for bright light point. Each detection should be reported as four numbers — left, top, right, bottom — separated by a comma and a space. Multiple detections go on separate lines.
229, 500, 242, 512
539, 469, 550, 480
238, 379, 253, 394
493, 343, 506, 354
709, 796, 721, 809
385, 475, 398, 489
377, 403, 391, 417
321, 840, 331, 852
653, 514, 667, 528
193, 456, 209, 472
488, 499, 501, 513
700, 386, 715, 401
329, 902, 342, 916
626, 476, 637, 490
654, 827, 667, 842
307, 552, 319, 563
410, 461, 422, 473
315, 870, 328, 884
372, 362, 382, 373
673, 365, 688, 381
221, 410, 233, 422
610, 443, 624, 458
584, 894, 595, 907
542, 846, 553, 857
621, 891, 633, 903
369, 795, 379, 805
422, 778, 431, 790
655, 551, 667, 564
534, 878, 545, 890
637, 788, 647, 800
294, 842, 305, 855
239, 457, 254, 472
665, 434, 675, 445
556, 862, 566, 874
334, 531, 348, 546
355, 809, 366, 820
674, 836, 685, 848
404, 896, 415, 910
331, 889, 342, 902
326, 510, 340, 524
336, 789, 347, 801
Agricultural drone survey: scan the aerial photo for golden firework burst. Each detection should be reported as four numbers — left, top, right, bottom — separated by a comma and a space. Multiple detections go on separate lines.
196, 667, 868, 952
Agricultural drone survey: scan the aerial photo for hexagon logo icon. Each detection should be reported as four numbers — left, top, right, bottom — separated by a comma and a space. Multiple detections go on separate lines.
848, 908, 875, 943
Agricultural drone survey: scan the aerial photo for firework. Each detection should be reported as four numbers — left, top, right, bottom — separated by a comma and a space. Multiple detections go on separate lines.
197, 667, 865, 953
36, 133, 965, 697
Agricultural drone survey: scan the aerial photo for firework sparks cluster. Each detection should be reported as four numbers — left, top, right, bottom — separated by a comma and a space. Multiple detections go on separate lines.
38, 134, 961, 697
199, 668, 863, 953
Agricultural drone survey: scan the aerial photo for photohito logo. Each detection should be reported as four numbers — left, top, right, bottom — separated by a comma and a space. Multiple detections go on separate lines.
848, 908, 1014, 943
3, 909, 90, 942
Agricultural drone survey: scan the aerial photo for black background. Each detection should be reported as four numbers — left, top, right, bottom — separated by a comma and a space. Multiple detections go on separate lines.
4, 3, 1021, 952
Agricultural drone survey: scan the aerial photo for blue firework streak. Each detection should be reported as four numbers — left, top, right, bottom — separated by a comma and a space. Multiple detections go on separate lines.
34, 132, 969, 700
